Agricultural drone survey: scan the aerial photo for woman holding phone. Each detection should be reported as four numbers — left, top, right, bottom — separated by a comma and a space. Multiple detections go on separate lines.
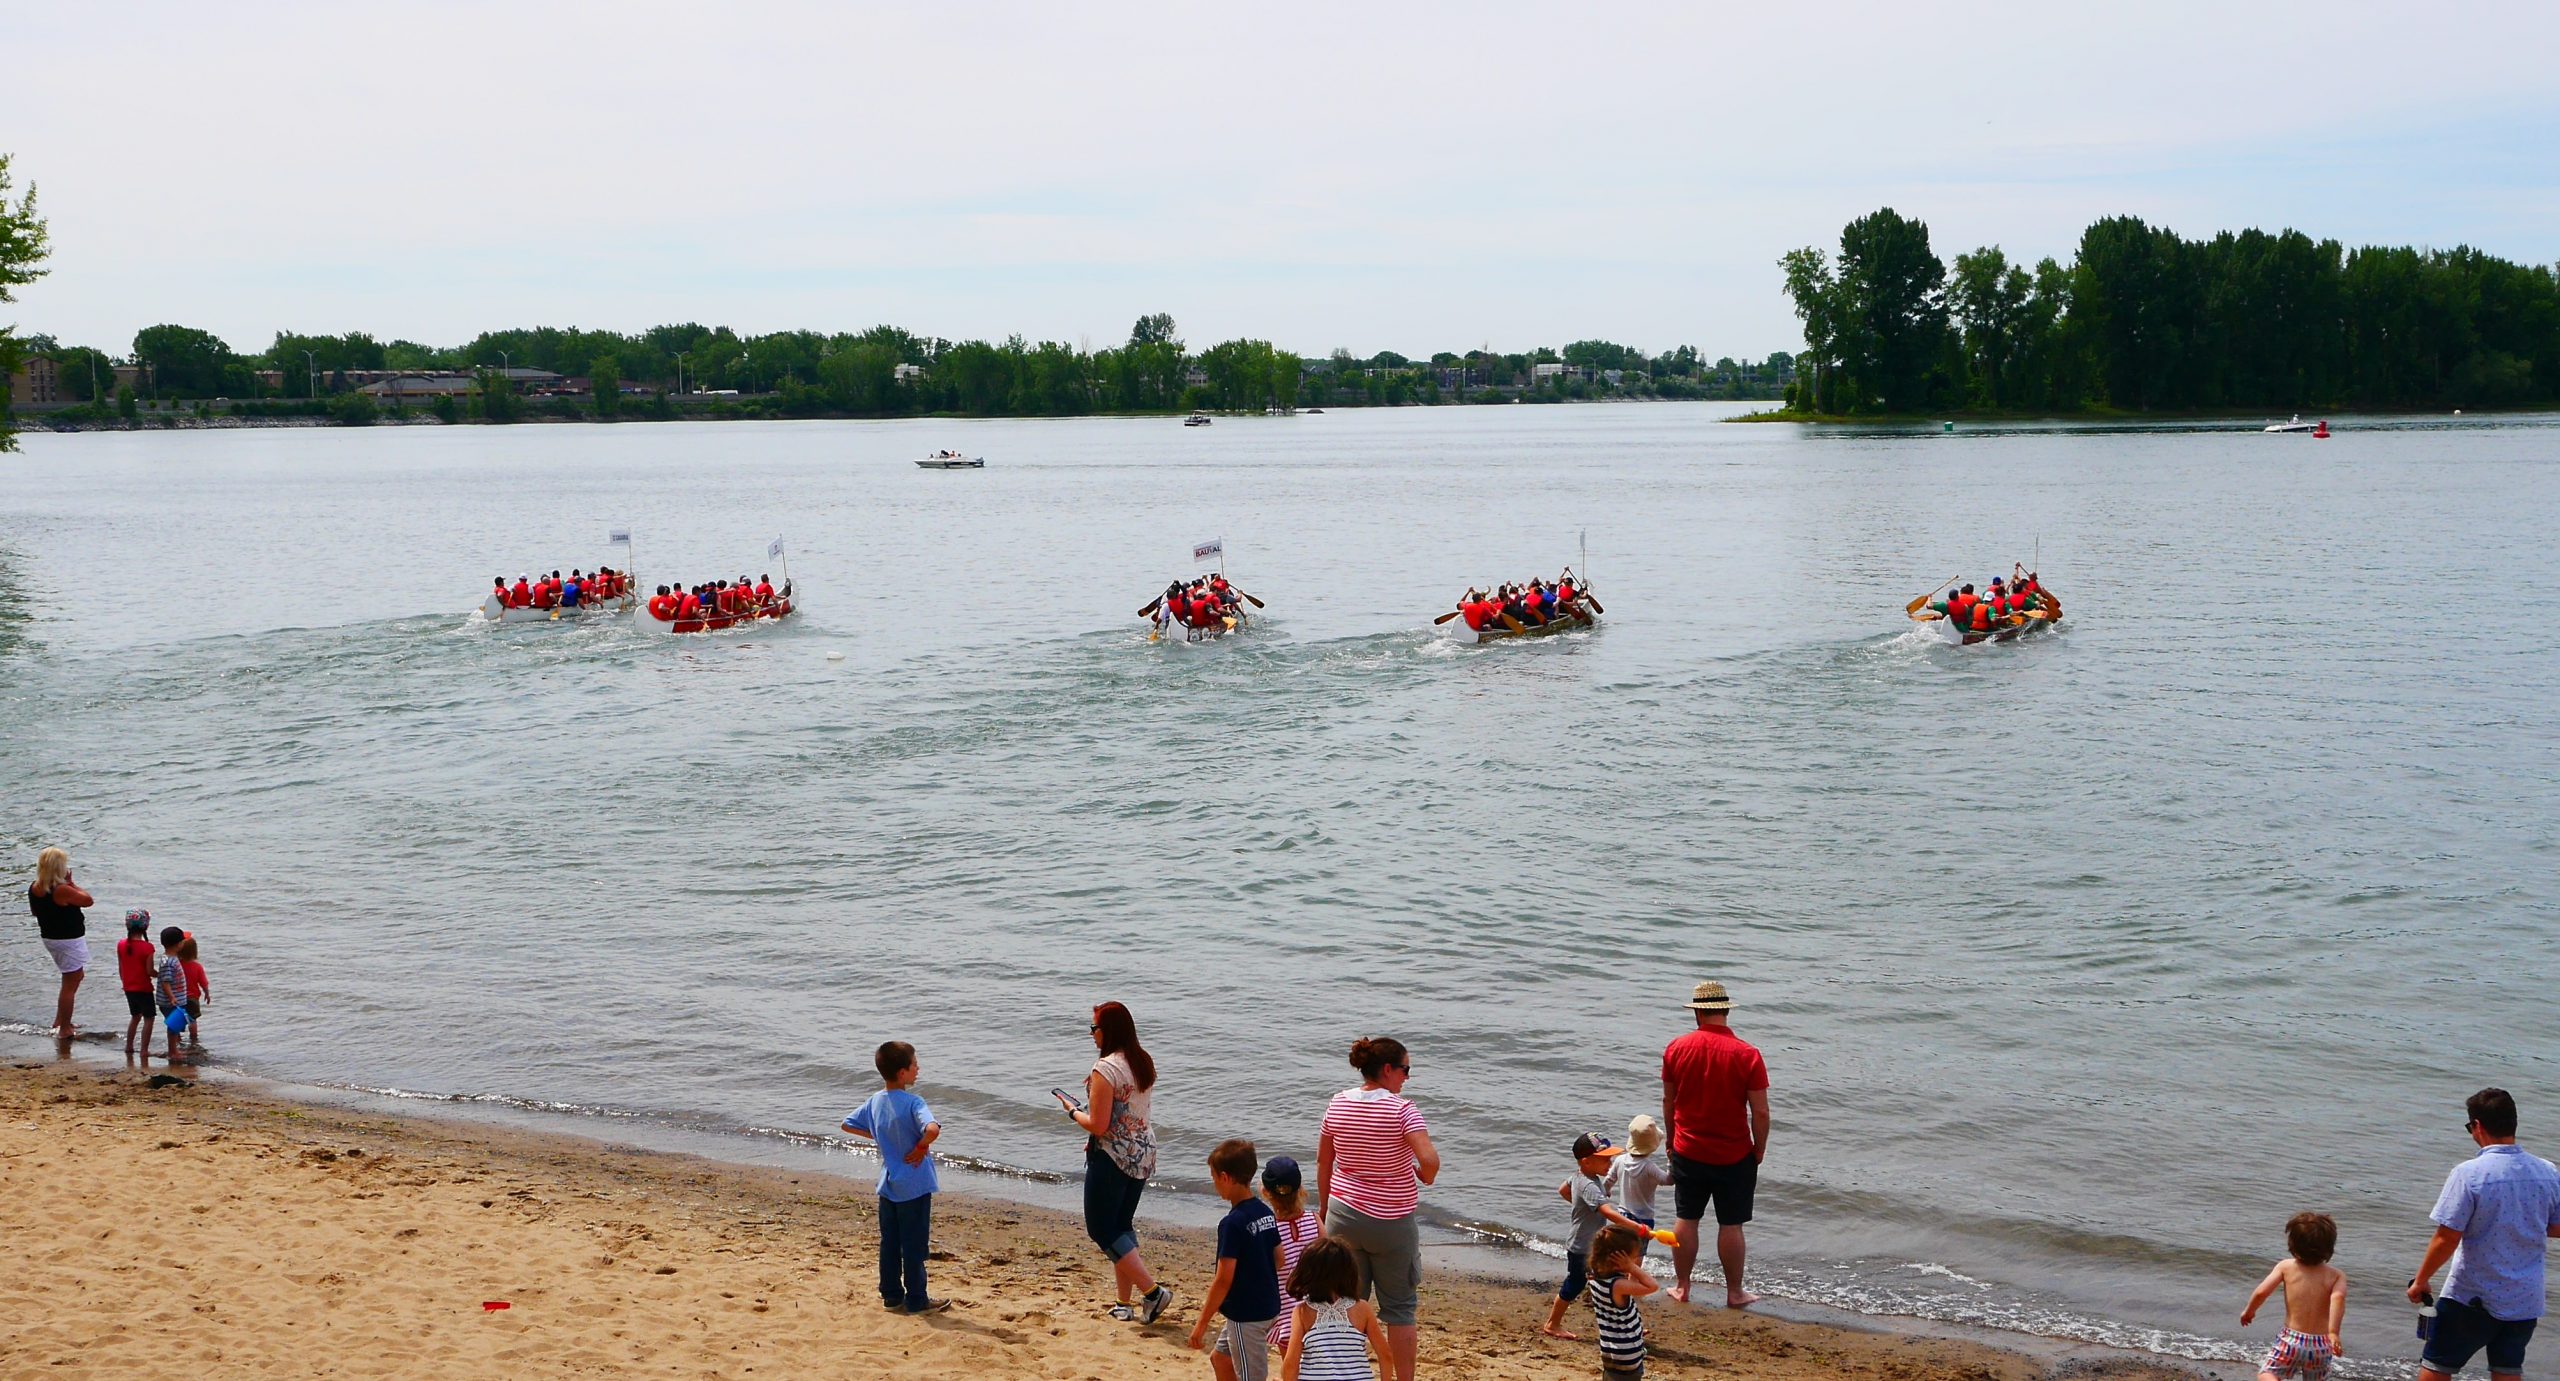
1055, 1000, 1173, 1325
27, 848, 94, 1037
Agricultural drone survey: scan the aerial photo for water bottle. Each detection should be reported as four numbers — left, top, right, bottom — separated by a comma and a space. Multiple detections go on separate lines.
2411, 1278, 2436, 1341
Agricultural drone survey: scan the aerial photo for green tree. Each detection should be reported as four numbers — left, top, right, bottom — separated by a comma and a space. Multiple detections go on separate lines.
1949, 247, 2033, 407
1129, 313, 1179, 348
591, 352, 620, 418
132, 324, 236, 397
1834, 207, 1949, 412
0, 155, 48, 451
328, 390, 379, 426
115, 384, 138, 422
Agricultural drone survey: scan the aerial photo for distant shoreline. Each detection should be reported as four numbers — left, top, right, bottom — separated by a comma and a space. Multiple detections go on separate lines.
1729, 403, 2560, 424
9, 394, 1762, 434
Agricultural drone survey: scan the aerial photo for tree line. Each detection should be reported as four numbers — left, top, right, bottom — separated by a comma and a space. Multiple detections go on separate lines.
1782, 208, 2560, 415
18, 312, 1788, 423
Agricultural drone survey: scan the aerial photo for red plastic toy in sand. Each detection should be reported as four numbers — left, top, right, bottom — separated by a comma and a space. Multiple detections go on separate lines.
482, 1301, 511, 1312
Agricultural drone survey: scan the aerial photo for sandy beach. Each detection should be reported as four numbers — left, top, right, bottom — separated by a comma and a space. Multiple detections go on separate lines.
0, 1060, 2219, 1380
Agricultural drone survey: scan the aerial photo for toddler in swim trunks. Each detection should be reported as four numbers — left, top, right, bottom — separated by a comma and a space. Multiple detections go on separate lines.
2241, 1211, 2347, 1381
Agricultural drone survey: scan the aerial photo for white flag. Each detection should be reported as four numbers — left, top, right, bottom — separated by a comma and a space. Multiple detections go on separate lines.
1193, 537, 1223, 564
608, 528, 631, 545
769, 537, 786, 559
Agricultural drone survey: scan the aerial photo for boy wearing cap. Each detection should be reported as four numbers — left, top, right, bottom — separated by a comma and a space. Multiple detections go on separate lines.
115, 910, 156, 1055
1543, 1134, 1652, 1340
1191, 1139, 1284, 1381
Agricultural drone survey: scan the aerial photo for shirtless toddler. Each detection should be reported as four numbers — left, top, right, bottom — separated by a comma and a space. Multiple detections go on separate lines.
2241, 1211, 2347, 1381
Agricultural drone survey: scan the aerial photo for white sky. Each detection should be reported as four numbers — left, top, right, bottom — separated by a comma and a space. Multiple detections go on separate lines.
6, 1, 2556, 361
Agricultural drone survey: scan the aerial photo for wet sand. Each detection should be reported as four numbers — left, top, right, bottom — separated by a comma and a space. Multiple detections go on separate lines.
0, 1061, 2213, 1379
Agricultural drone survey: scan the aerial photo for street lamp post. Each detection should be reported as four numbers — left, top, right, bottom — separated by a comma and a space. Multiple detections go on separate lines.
302, 350, 317, 399
676, 353, 688, 397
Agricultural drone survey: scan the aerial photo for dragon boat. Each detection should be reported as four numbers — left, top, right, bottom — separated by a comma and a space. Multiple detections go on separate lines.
646, 593, 796, 635
1912, 589, 2061, 645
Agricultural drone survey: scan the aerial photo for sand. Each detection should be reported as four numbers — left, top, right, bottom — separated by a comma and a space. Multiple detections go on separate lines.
0, 1061, 2207, 1380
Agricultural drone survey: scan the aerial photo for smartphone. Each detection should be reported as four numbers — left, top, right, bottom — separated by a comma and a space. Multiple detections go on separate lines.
1050, 1086, 1086, 1114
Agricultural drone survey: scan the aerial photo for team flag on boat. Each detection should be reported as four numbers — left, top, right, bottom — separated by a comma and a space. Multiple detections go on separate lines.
1194, 537, 1223, 564
769, 537, 786, 559
608, 529, 631, 545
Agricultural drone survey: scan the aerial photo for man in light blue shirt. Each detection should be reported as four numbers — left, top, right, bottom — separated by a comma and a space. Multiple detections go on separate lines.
842, 1040, 945, 1314
2409, 1088, 2560, 1380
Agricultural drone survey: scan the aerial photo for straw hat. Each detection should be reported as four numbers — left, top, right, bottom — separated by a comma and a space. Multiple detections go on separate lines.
1626, 1115, 1663, 1156
1686, 980, 1733, 1012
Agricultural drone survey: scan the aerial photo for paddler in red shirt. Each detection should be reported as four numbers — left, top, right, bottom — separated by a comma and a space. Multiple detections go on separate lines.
508, 575, 534, 609
755, 574, 775, 606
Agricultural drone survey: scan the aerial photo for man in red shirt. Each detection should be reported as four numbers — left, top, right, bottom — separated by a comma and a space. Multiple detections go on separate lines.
1660, 979, 1769, 1308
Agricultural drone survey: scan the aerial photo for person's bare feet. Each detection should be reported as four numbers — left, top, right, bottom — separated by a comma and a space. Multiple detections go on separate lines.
1538, 1326, 1582, 1341
1666, 1282, 1691, 1304
1725, 1290, 1760, 1309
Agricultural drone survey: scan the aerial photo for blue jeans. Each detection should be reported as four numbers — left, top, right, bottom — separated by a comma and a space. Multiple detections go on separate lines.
1084, 1139, 1147, 1261
879, 1193, 931, 1308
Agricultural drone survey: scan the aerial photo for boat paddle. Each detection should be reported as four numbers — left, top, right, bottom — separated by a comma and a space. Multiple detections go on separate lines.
1138, 597, 1163, 618
1229, 586, 1266, 609
1907, 575, 1958, 616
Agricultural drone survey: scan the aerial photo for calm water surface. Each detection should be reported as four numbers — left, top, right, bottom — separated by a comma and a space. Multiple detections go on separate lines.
5, 405, 2555, 1375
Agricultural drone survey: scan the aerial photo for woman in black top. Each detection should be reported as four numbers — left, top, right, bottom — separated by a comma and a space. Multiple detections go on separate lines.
28, 848, 94, 1037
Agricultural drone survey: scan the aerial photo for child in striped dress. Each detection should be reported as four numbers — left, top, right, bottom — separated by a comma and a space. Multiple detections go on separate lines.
1280, 1236, 1392, 1381
1584, 1225, 1660, 1381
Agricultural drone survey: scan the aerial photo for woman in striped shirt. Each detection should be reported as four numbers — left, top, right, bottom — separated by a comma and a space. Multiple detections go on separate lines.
1315, 1036, 1440, 1381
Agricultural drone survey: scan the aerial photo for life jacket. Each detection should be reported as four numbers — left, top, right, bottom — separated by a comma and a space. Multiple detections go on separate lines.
509, 581, 532, 608
1461, 601, 1491, 631
756, 581, 773, 603
1969, 600, 1994, 632
1947, 593, 1975, 623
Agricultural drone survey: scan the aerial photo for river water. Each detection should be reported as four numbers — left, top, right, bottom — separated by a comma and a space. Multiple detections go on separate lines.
5, 405, 2554, 1374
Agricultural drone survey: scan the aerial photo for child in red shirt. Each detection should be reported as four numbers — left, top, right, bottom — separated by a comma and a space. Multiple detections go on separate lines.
115, 910, 157, 1055
177, 932, 210, 1050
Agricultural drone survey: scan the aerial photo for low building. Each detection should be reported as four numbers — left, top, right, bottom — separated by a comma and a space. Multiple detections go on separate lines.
356, 374, 478, 401
9, 354, 64, 406
893, 362, 926, 383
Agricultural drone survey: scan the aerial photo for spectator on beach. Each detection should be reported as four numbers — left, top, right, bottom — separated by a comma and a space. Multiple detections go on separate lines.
2407, 1088, 2560, 1381
1316, 1036, 1440, 1381
1058, 1001, 1174, 1326
1584, 1224, 1661, 1381
1543, 1133, 1648, 1341
27, 848, 94, 1037
176, 932, 208, 1049
1266, 1156, 1321, 1356
1281, 1236, 1395, 1381
840, 1040, 945, 1314
2241, 1212, 2345, 1381
1191, 1139, 1284, 1381
115, 911, 156, 1055
1609, 1116, 1672, 1259
1659, 980, 1768, 1308
154, 926, 188, 1062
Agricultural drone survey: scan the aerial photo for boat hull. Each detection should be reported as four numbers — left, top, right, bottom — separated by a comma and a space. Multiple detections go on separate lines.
1154, 608, 1250, 640
1474, 606, 1597, 643
915, 458, 984, 469
647, 598, 796, 635
479, 593, 635, 623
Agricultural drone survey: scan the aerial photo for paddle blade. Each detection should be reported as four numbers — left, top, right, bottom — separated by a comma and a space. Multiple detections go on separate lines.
1242, 591, 1265, 609
1583, 597, 1605, 615
1434, 609, 1463, 625
1138, 598, 1162, 618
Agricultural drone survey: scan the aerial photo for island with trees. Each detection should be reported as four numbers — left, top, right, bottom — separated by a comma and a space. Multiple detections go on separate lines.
1770, 207, 2560, 418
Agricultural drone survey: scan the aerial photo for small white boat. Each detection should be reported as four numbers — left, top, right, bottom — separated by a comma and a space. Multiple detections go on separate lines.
1183, 412, 1212, 427
2265, 415, 2323, 434
915, 450, 983, 469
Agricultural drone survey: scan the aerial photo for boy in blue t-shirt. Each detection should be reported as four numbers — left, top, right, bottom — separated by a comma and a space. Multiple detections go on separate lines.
840, 1040, 945, 1313
1189, 1139, 1284, 1381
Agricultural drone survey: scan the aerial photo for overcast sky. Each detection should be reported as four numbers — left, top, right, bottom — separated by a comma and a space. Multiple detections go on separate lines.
6, 1, 2556, 361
